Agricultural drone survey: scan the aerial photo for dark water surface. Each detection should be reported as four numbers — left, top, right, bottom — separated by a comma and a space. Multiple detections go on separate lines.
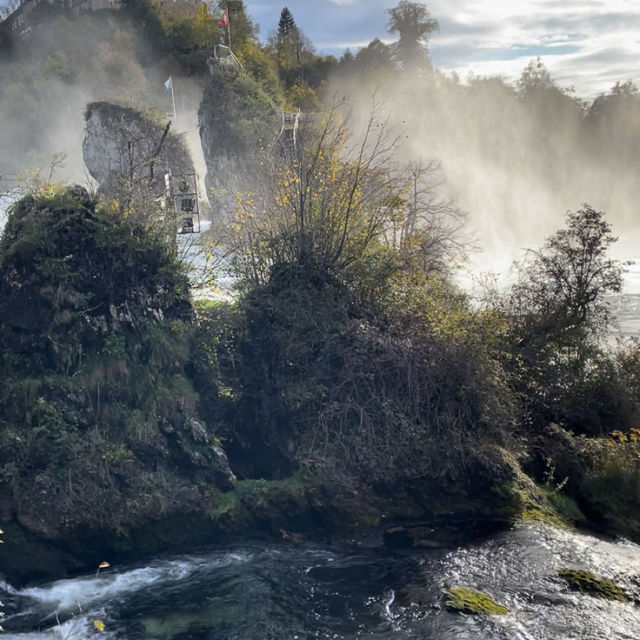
2, 523, 640, 639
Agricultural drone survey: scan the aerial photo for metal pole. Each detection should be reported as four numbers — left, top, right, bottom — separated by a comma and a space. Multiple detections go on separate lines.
170, 79, 178, 130
226, 2, 231, 48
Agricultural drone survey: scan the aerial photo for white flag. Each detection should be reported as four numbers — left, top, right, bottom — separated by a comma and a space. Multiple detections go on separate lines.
164, 76, 173, 90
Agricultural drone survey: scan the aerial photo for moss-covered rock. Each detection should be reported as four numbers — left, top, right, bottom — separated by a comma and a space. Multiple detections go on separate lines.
443, 586, 509, 615
557, 568, 629, 602
199, 61, 279, 197
0, 187, 234, 583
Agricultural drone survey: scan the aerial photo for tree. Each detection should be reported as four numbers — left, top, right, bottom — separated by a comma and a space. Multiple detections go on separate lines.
216, 105, 511, 488
507, 206, 623, 432
277, 6, 296, 37
339, 48, 355, 66
275, 6, 302, 67
515, 58, 582, 114
386, 1, 439, 73
227, 103, 405, 282
226, 0, 258, 50
223, 100, 465, 294
588, 81, 640, 122
511, 205, 621, 347
516, 57, 554, 95
354, 38, 394, 72
192, 2, 218, 50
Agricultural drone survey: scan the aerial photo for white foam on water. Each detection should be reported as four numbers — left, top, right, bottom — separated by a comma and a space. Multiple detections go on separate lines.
19, 552, 250, 614
0, 616, 98, 640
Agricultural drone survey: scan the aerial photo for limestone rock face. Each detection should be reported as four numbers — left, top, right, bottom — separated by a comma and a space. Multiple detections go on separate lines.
83, 102, 194, 195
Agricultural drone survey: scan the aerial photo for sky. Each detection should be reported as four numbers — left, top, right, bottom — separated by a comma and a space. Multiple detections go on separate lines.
245, 0, 640, 97
0, 0, 638, 96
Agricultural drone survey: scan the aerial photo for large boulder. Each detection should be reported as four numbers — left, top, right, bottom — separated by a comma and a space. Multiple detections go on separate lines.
83, 101, 194, 196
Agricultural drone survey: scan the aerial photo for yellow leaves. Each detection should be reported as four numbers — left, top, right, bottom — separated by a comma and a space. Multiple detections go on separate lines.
610, 430, 631, 443
604, 428, 640, 469
93, 620, 105, 632
191, 4, 217, 47
95, 198, 120, 217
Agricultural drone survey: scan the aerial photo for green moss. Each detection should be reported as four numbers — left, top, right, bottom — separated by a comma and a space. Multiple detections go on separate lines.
0, 186, 238, 542
546, 490, 584, 524
558, 569, 629, 602
207, 487, 239, 519
494, 480, 583, 530
443, 586, 509, 615
207, 474, 308, 519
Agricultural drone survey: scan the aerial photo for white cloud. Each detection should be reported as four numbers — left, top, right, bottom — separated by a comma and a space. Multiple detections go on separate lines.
426, 0, 640, 96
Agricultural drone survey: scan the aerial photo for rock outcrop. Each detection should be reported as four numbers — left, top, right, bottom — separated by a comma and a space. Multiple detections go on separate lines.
83, 102, 194, 196
198, 60, 280, 198
0, 186, 234, 583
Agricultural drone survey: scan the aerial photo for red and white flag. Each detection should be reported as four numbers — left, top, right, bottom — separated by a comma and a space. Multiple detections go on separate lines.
218, 8, 229, 26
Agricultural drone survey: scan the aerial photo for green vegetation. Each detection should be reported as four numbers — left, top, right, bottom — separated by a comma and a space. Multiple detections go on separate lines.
207, 475, 307, 522
196, 80, 640, 541
507, 206, 623, 434
3, 0, 640, 585
387, 0, 439, 73
443, 586, 509, 615
530, 424, 640, 539
0, 186, 233, 544
558, 569, 629, 602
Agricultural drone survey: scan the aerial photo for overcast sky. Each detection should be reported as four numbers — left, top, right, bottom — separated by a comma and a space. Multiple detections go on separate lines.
246, 0, 640, 97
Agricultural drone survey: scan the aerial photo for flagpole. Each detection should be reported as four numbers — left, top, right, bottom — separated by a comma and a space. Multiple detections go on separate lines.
170, 78, 178, 130
226, 2, 231, 48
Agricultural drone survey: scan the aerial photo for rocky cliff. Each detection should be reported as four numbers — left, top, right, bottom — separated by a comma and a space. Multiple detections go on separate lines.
198, 60, 280, 198
83, 102, 194, 196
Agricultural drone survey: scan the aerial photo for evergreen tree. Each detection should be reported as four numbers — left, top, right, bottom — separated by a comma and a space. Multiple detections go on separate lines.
277, 7, 296, 38
276, 6, 302, 67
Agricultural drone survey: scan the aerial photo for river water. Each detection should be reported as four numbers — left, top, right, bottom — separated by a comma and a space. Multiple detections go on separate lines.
2, 523, 639, 639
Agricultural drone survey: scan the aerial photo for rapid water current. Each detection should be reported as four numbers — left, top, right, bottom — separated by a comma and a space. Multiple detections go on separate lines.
2, 523, 640, 639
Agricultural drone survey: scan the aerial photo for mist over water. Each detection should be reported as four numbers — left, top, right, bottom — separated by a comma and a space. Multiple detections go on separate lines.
1, 7, 640, 640
0, 12, 204, 188
328, 67, 640, 289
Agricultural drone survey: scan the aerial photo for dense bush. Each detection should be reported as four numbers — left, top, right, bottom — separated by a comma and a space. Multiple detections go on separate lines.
504, 206, 623, 434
